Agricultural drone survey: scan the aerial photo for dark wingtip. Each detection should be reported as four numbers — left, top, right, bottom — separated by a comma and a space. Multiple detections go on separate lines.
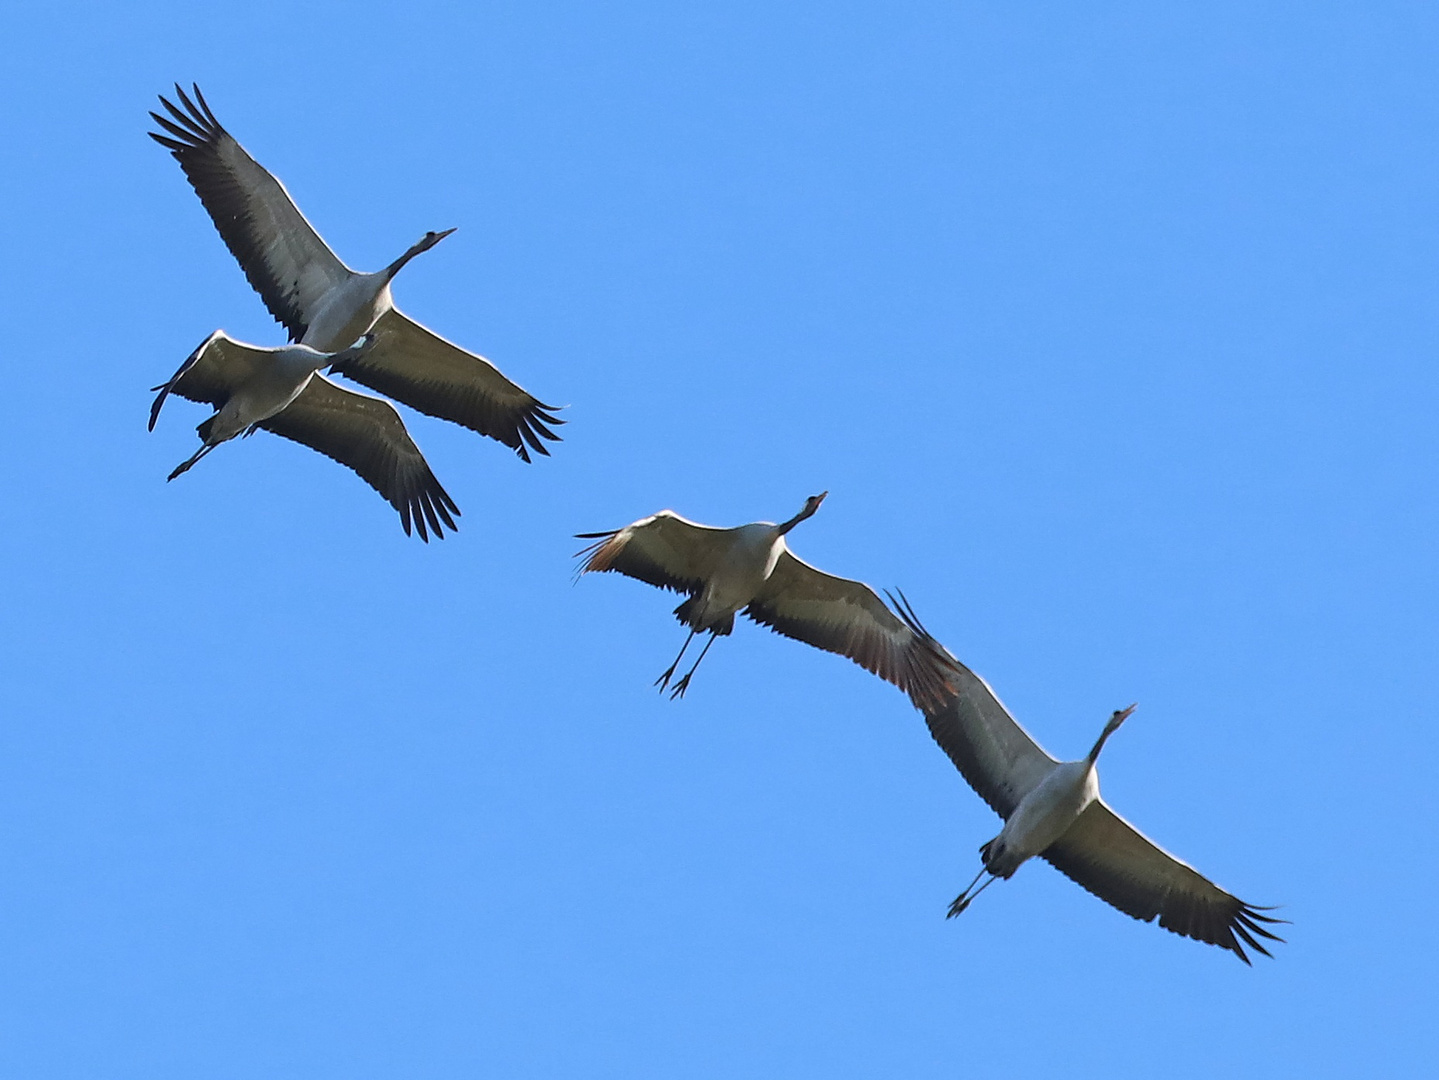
148, 385, 172, 432
191, 82, 220, 127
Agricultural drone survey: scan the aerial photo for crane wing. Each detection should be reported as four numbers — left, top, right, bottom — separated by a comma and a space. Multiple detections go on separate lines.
331, 309, 563, 462
149, 331, 274, 428
149, 84, 351, 341
920, 661, 1059, 818
743, 562, 961, 712
257, 374, 460, 541
575, 512, 734, 595
1041, 800, 1285, 963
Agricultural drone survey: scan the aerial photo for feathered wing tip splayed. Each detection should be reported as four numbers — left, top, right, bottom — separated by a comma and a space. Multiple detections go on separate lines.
389, 467, 460, 543
1226, 906, 1288, 965
571, 528, 625, 585
573, 529, 620, 567
884, 588, 965, 712
147, 82, 224, 154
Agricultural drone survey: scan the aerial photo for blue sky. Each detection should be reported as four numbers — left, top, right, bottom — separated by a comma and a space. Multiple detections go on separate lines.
1, 1, 1435, 1076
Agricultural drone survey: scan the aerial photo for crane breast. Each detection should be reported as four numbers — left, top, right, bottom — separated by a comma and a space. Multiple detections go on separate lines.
302, 275, 391, 352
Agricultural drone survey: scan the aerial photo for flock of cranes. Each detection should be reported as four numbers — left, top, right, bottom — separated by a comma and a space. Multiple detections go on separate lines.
148, 84, 1283, 964
148, 85, 560, 536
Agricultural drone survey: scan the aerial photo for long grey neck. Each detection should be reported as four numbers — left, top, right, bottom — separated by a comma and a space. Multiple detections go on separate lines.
381, 242, 427, 283
1086, 723, 1119, 765
776, 508, 815, 535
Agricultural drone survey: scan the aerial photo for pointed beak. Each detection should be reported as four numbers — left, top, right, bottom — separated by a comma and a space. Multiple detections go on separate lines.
329, 333, 376, 374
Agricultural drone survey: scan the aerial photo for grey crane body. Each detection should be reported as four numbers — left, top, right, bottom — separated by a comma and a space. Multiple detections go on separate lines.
298, 229, 454, 353
676, 519, 804, 636
970, 706, 1130, 884
189, 342, 331, 448
301, 271, 392, 355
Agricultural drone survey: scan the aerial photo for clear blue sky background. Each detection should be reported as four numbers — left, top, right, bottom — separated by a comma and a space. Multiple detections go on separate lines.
0, 1, 1434, 1076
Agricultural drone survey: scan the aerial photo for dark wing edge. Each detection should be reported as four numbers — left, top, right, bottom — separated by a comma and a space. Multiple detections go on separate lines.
341, 312, 564, 462
257, 379, 460, 542
913, 635, 1060, 819
741, 577, 961, 712
149, 330, 226, 430
1041, 801, 1286, 964
885, 589, 967, 712
147, 83, 329, 340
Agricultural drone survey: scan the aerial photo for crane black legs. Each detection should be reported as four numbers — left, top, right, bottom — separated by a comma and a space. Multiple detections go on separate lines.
168, 442, 217, 481
669, 633, 717, 699
947, 867, 997, 917
654, 629, 720, 699
655, 629, 697, 694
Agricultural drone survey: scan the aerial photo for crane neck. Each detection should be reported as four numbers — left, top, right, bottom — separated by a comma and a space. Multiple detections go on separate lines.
1085, 705, 1136, 764
775, 503, 819, 535
1085, 727, 1115, 765
382, 228, 455, 283
382, 243, 426, 283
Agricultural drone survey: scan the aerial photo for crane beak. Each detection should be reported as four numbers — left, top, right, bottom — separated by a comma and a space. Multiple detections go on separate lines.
328, 333, 377, 375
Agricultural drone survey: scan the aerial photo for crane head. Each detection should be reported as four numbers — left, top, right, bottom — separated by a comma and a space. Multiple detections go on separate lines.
1105, 703, 1138, 737
1087, 703, 1137, 763
386, 229, 458, 281
779, 491, 828, 534
416, 227, 457, 252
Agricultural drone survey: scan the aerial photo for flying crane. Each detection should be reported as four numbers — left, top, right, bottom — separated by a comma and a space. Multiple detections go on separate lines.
576, 494, 959, 708
150, 330, 459, 540
913, 627, 1284, 963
